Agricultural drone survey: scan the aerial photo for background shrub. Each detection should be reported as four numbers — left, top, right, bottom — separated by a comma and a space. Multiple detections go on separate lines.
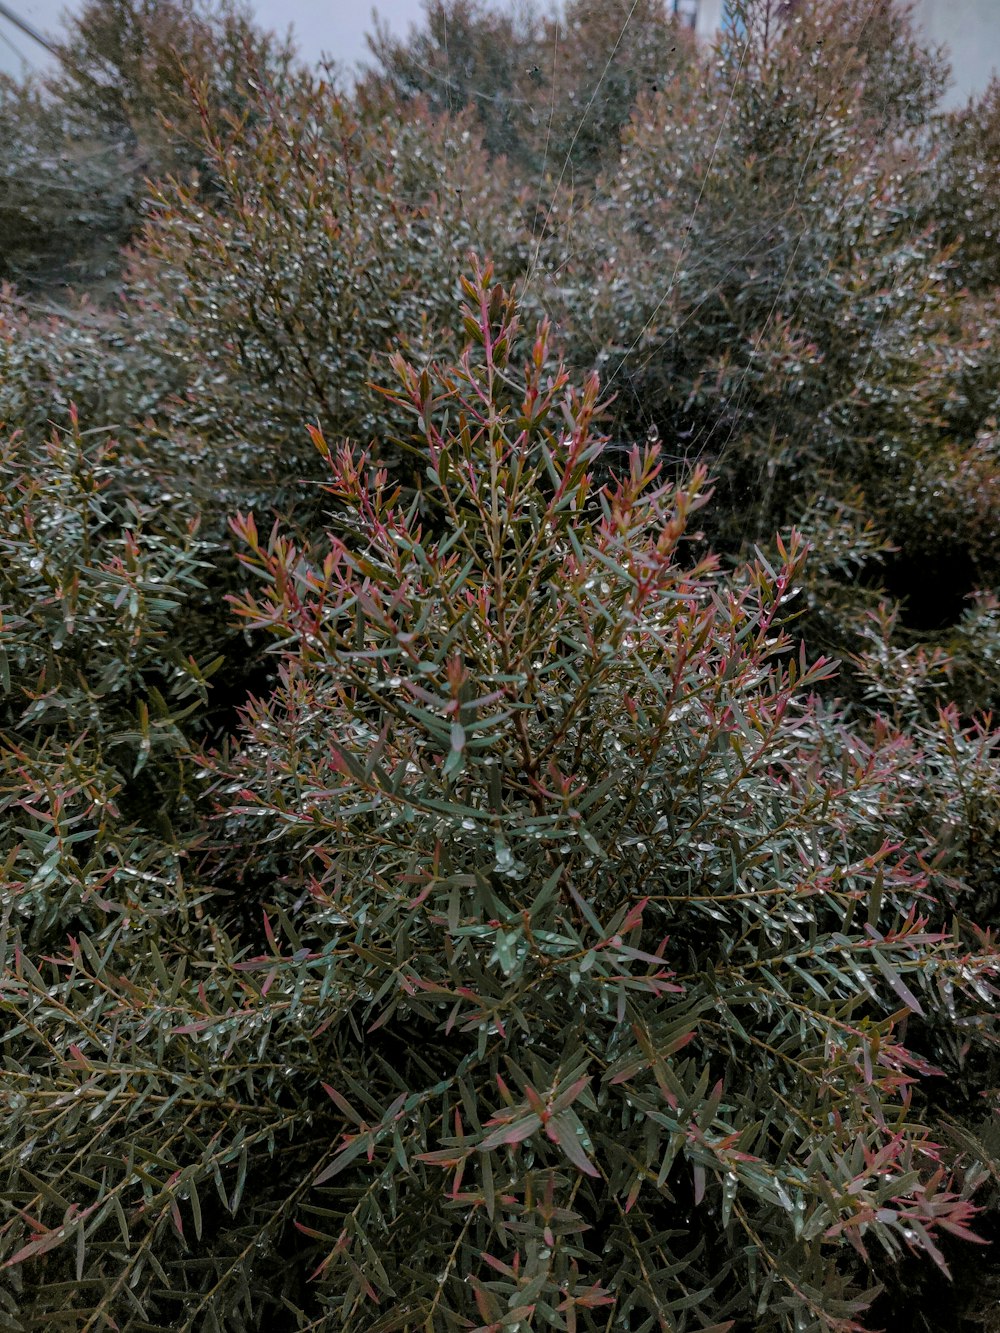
933, 77, 1000, 294
128, 74, 529, 509
0, 0, 295, 291
529, 0, 1000, 711
0, 403, 219, 946
364, 0, 696, 183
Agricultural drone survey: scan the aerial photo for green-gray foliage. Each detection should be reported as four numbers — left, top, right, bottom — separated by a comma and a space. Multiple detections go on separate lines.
3, 267, 995, 1331
1, 1, 999, 1328
129, 75, 529, 501
0, 0, 296, 291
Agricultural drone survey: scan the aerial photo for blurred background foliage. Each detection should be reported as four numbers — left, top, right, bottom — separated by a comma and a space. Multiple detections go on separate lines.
0, 0, 999, 1329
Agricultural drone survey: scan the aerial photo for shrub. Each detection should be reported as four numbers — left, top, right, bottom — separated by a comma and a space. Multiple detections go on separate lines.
129, 73, 529, 500
0, 0, 296, 290
5, 267, 992, 1330
0, 290, 108, 433
933, 77, 1000, 293
364, 0, 543, 166
535, 0, 1000, 707
0, 404, 219, 951
526, 0, 701, 184
205, 265, 1000, 1328
0, 285, 185, 437
0, 75, 138, 289
1, 0, 999, 1321
365, 0, 698, 184
47, 0, 296, 164
550, 0, 952, 528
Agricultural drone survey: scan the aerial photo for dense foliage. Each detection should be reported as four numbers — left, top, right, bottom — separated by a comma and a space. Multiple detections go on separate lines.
1, 1, 998, 1329
365, 0, 694, 181
0, 0, 294, 287
544, 1, 998, 654
128, 78, 526, 494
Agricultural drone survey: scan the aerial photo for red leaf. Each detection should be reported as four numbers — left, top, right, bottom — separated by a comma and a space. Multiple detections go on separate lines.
67, 1044, 90, 1069
313, 1134, 372, 1186
4, 1227, 68, 1268
293, 1220, 329, 1240
552, 1075, 591, 1113
546, 1112, 600, 1177
479, 1113, 541, 1151
321, 1083, 364, 1126
619, 897, 649, 934
262, 910, 277, 953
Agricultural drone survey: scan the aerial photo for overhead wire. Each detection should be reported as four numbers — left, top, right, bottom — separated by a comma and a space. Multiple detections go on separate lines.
0, 0, 59, 60
0, 0, 109, 92
0, 19, 32, 69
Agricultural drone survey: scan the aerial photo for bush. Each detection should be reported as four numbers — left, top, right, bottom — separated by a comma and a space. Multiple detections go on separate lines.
0, 0, 296, 291
933, 77, 1000, 293
129, 73, 529, 500
47, 0, 295, 162
0, 75, 138, 289
550, 0, 950, 524
532, 0, 1000, 714
0, 285, 181, 436
0, 404, 219, 951
1, 0, 999, 1324
364, 0, 543, 165
204, 265, 1000, 1328
5, 267, 993, 1330
365, 0, 697, 184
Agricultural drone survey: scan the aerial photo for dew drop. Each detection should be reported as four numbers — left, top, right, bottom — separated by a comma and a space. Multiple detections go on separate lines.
493, 846, 515, 873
